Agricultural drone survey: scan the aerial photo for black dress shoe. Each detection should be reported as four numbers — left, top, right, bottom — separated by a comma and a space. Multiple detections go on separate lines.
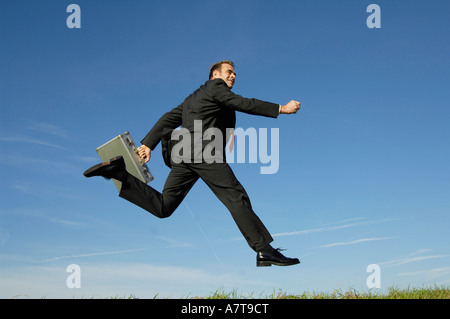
256, 248, 300, 267
83, 156, 127, 181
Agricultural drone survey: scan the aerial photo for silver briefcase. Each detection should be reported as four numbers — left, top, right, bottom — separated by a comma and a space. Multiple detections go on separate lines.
96, 131, 154, 192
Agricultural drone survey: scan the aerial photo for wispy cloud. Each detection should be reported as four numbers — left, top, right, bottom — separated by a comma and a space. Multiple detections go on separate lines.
27, 121, 70, 139
405, 249, 432, 257
316, 237, 392, 249
0, 135, 67, 150
398, 267, 450, 285
0, 121, 72, 150
223, 217, 398, 243
38, 248, 149, 263
74, 156, 101, 163
272, 218, 398, 238
380, 250, 450, 268
398, 266, 450, 278
12, 181, 86, 201
0, 155, 78, 171
155, 236, 193, 248
48, 218, 86, 228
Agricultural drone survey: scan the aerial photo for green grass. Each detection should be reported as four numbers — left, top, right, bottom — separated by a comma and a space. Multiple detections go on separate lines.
194, 285, 450, 299
52, 285, 449, 299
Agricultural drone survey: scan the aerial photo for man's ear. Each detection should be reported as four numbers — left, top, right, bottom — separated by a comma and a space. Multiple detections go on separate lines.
212, 69, 220, 79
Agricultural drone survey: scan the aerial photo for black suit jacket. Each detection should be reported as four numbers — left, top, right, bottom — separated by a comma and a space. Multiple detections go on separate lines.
141, 79, 280, 165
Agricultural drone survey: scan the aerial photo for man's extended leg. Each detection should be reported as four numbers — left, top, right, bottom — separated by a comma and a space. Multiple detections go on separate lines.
188, 162, 273, 252
188, 162, 300, 266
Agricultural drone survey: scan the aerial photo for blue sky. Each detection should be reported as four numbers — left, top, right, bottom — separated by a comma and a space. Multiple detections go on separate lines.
0, 0, 449, 298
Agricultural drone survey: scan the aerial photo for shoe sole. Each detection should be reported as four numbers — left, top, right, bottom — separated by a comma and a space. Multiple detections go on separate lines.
83, 156, 123, 178
257, 260, 300, 267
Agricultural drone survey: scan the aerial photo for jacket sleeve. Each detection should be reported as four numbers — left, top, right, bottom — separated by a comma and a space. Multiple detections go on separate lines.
210, 79, 280, 118
140, 104, 183, 150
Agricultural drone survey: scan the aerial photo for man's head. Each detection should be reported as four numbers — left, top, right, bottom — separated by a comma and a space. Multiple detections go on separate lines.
209, 60, 236, 88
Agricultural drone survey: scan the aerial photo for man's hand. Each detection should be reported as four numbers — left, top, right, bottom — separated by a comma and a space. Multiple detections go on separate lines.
138, 145, 151, 163
280, 100, 301, 114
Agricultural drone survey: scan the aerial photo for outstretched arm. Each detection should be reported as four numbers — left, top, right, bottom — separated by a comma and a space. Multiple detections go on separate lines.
211, 79, 280, 118
211, 79, 300, 117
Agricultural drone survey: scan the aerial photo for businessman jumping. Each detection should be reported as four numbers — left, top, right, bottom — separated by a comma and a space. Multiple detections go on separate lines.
84, 61, 301, 267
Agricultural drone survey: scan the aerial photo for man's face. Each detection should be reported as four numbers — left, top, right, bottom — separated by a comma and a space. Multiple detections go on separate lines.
213, 63, 236, 88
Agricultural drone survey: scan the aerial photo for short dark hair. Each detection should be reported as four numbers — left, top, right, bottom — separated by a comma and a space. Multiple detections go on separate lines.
209, 60, 235, 80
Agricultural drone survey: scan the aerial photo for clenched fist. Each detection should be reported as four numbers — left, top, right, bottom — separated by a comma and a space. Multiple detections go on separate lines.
280, 100, 301, 114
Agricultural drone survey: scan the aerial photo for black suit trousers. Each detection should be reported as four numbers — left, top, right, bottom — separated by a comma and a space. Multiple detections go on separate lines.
118, 162, 273, 252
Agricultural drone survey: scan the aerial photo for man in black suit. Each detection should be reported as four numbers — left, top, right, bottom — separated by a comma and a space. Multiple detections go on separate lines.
84, 61, 301, 266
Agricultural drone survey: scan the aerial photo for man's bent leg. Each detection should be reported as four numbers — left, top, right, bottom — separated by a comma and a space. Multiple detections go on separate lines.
119, 163, 199, 218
